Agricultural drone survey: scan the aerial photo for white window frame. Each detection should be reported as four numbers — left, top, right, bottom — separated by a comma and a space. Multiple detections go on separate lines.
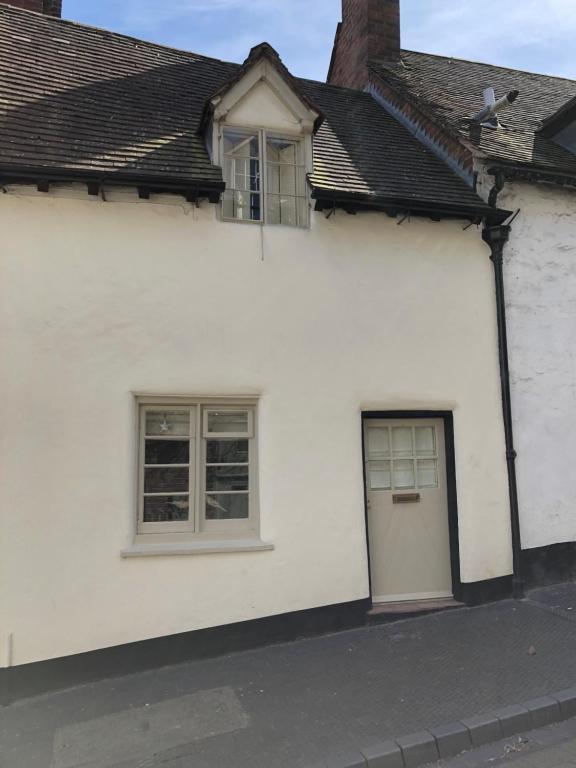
220, 126, 310, 228
136, 396, 260, 542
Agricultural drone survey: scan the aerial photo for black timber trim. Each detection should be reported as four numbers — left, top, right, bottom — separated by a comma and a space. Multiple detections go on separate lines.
0, 598, 371, 706
361, 411, 463, 603
522, 542, 576, 588
459, 575, 513, 606
312, 189, 510, 224
0, 166, 225, 202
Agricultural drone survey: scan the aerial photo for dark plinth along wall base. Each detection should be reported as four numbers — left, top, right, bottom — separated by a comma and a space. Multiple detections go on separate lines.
457, 575, 513, 606
1, 573, 520, 706
0, 598, 371, 706
522, 542, 576, 588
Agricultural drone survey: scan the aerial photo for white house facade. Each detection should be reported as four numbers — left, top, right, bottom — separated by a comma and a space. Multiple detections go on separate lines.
0, 0, 555, 702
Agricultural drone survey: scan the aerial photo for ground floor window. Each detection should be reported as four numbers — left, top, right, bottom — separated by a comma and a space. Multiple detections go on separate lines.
137, 397, 258, 538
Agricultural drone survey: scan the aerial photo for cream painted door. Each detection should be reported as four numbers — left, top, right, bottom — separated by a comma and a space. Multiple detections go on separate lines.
364, 418, 452, 604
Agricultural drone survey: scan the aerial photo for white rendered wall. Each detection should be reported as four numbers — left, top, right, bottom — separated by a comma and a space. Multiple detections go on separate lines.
0, 188, 512, 666
497, 182, 576, 550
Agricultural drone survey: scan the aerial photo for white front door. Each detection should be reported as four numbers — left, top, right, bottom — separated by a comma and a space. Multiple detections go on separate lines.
364, 418, 453, 604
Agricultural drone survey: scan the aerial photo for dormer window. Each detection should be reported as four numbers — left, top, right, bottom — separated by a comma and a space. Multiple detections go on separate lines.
222, 128, 308, 227
204, 43, 323, 229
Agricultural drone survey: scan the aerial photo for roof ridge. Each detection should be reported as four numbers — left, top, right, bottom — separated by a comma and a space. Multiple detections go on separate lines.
397, 48, 576, 85
0, 3, 238, 68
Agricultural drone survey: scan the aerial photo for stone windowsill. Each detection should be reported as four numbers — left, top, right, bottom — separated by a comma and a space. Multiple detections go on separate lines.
121, 539, 274, 558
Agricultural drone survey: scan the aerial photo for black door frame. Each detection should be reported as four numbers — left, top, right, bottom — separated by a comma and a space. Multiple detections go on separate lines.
361, 410, 463, 604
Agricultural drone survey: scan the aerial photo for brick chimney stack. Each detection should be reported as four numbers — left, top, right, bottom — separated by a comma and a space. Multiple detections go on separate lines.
328, 0, 401, 89
3, 0, 62, 16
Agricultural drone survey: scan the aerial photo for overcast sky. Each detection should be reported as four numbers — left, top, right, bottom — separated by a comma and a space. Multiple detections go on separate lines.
65, 0, 576, 82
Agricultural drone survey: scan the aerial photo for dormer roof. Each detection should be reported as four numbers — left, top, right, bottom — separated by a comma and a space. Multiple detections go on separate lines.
202, 42, 324, 135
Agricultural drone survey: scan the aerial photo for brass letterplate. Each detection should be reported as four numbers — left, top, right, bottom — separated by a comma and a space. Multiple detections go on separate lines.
393, 493, 421, 504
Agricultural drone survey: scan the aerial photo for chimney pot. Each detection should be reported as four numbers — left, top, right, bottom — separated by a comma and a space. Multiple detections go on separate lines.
328, 0, 401, 89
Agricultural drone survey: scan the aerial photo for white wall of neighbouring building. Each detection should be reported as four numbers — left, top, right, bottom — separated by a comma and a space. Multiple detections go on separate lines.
0, 187, 512, 667
499, 182, 576, 551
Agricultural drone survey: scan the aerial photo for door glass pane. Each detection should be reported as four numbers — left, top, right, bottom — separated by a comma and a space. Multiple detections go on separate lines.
206, 493, 249, 520
392, 427, 413, 458
146, 411, 190, 437
144, 467, 189, 493
417, 459, 438, 488
206, 465, 249, 492
206, 439, 248, 464
393, 459, 415, 489
368, 461, 391, 490
415, 427, 436, 457
144, 495, 189, 522
367, 428, 390, 459
145, 440, 189, 465
207, 411, 249, 434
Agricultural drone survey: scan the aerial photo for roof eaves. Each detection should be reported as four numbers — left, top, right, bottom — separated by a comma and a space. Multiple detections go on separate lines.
310, 186, 507, 224
486, 161, 576, 190
0, 165, 226, 200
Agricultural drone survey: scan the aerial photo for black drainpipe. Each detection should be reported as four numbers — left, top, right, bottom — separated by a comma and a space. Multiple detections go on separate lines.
482, 223, 524, 599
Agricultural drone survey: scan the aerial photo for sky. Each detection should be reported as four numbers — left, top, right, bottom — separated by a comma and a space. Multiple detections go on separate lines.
64, 0, 576, 83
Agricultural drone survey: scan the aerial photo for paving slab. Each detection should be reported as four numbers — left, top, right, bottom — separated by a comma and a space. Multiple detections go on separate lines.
3, 586, 576, 768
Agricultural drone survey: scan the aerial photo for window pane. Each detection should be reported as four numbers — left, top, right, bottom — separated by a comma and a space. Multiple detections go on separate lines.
224, 131, 259, 159
224, 157, 260, 193
415, 427, 436, 457
146, 411, 189, 437
207, 410, 249, 434
144, 467, 189, 493
206, 493, 249, 520
393, 459, 415, 489
206, 439, 249, 464
369, 461, 391, 490
267, 137, 297, 164
144, 495, 189, 522
267, 194, 297, 227
267, 164, 296, 195
266, 193, 281, 225
222, 189, 261, 221
206, 465, 249, 492
392, 427, 413, 457
145, 440, 189, 465
417, 459, 438, 488
367, 428, 390, 459
297, 195, 308, 227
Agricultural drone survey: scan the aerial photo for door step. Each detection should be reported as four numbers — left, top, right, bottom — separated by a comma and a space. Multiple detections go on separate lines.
367, 597, 465, 624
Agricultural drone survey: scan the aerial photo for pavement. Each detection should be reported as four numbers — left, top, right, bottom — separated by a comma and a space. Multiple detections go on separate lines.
3, 583, 576, 768
437, 716, 576, 768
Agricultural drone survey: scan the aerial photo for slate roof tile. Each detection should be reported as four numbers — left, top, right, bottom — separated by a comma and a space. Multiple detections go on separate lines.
0, 5, 490, 213
373, 51, 576, 175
